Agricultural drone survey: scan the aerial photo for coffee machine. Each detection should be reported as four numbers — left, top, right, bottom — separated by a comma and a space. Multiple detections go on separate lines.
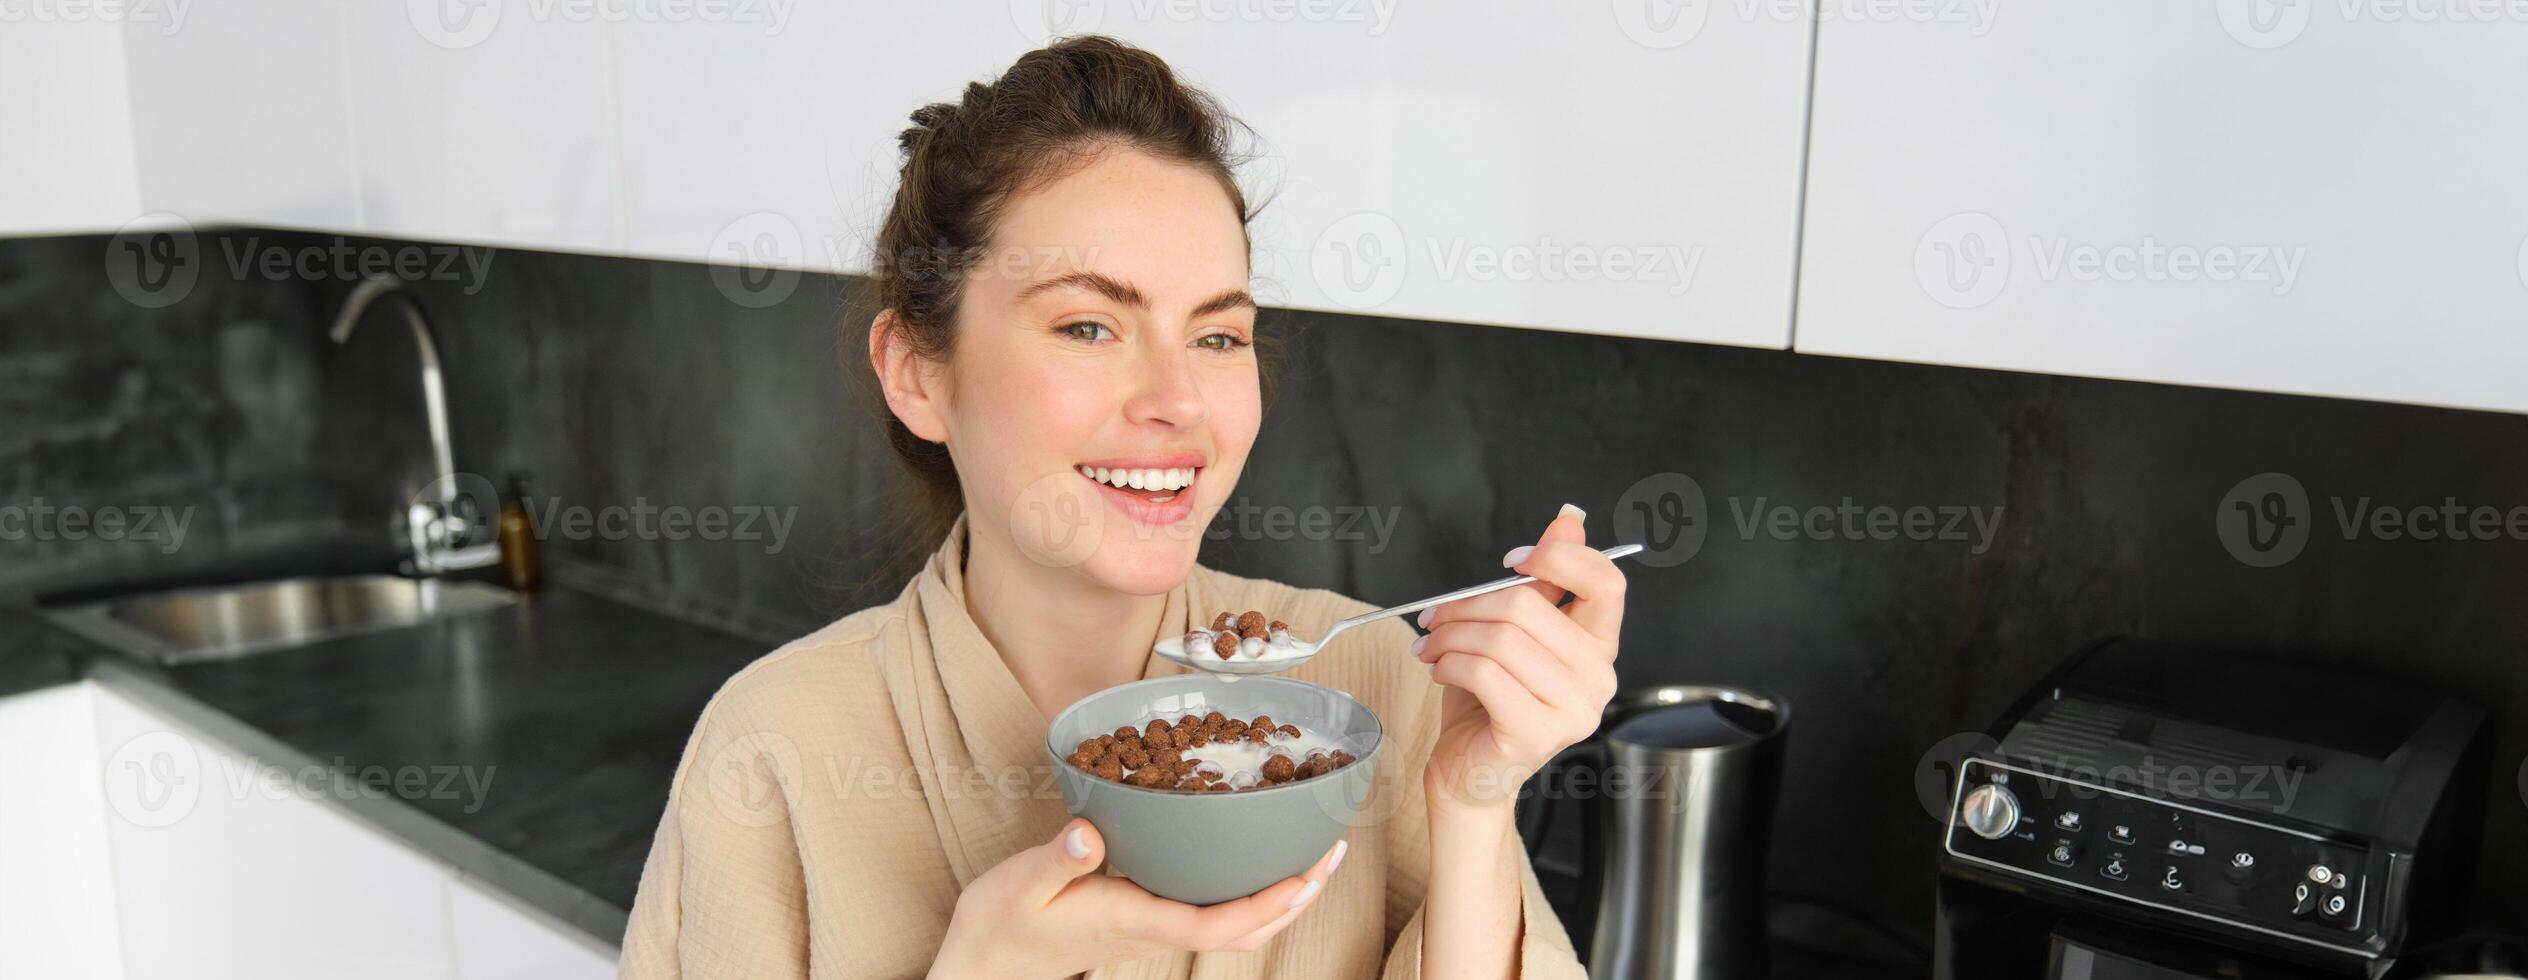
1934, 638, 2485, 979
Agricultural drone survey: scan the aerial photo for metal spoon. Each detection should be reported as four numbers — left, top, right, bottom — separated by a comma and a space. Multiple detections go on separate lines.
1155, 543, 1646, 676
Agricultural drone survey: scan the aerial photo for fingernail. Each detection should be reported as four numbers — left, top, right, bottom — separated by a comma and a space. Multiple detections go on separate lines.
1415, 606, 1434, 629
1501, 545, 1534, 568
1290, 878, 1321, 908
1558, 502, 1587, 523
1064, 827, 1090, 859
1329, 839, 1349, 875
1409, 635, 1427, 658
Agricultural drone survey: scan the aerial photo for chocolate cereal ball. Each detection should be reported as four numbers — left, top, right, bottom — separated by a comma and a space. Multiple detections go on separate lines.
1261, 755, 1296, 783
1094, 757, 1124, 781
1236, 611, 1268, 636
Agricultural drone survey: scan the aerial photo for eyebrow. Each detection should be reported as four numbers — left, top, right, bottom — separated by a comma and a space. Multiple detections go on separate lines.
1015, 270, 1255, 320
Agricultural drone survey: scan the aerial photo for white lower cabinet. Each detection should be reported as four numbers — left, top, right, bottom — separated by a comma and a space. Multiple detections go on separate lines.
0, 683, 124, 980
26, 682, 620, 980
447, 873, 619, 979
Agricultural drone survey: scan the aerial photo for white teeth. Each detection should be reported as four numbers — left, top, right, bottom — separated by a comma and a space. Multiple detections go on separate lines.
1076, 465, 1197, 491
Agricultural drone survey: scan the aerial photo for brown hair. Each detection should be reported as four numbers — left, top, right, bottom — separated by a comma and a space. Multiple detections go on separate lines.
856, 35, 1281, 584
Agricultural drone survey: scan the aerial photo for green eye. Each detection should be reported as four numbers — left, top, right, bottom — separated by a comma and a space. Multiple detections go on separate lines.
1060, 322, 1111, 342
1196, 332, 1251, 351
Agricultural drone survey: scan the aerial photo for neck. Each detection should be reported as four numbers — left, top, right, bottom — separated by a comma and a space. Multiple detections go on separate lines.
959, 520, 1171, 721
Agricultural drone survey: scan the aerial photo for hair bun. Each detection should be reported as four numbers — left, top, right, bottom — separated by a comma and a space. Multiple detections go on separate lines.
898, 102, 959, 158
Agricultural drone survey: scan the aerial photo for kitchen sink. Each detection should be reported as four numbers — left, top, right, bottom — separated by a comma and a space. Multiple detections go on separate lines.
45, 575, 517, 665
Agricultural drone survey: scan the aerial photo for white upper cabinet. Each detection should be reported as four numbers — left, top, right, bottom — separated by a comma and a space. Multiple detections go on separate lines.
119, 2, 358, 233
0, 15, 143, 235
1028, 6, 1817, 348
1795, 5, 2528, 412
606, 5, 1817, 347
335, 5, 623, 253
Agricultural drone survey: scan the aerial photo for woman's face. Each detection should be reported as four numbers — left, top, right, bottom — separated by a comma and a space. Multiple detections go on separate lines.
906, 144, 1261, 596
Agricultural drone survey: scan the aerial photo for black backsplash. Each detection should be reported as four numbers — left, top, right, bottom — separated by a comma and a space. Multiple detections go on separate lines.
8, 228, 2525, 939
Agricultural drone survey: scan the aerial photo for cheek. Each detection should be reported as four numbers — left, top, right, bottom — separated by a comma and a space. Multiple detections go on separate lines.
948, 355, 1112, 478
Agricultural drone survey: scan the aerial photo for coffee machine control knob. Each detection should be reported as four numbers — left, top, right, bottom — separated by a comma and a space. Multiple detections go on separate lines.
1962, 784, 2021, 840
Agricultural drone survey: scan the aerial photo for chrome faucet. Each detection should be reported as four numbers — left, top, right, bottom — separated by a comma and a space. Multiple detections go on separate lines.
329, 276, 498, 575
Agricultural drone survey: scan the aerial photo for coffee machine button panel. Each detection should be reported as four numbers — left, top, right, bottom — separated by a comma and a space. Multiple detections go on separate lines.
1944, 758, 2377, 953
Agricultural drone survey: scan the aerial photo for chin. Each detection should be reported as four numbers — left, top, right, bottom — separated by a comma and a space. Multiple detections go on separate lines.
1079, 530, 1202, 596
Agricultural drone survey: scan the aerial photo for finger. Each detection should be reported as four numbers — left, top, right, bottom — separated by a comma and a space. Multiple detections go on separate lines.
1219, 839, 1348, 951
1413, 620, 1584, 711
1504, 537, 1628, 646
1505, 503, 1589, 606
1022, 818, 1109, 907
1105, 869, 1317, 951
1430, 650, 1554, 736
1414, 584, 1596, 670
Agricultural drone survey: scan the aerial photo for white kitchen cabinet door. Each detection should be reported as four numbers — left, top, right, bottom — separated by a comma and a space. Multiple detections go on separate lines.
447, 873, 618, 980
335, 5, 624, 254
607, 4, 1814, 347
118, 1, 360, 233
90, 685, 459, 980
1796, 5, 2528, 413
0, 18, 143, 235
0, 683, 124, 980
1099, 5, 1815, 348
606, 4, 999, 281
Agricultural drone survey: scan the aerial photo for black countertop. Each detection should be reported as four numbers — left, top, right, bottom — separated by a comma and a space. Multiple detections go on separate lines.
9, 584, 771, 946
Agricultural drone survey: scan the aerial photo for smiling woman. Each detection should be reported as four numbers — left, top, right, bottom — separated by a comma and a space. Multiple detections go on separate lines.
617, 35, 1617, 980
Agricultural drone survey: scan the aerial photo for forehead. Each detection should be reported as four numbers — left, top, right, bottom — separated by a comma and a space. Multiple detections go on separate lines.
980, 145, 1250, 301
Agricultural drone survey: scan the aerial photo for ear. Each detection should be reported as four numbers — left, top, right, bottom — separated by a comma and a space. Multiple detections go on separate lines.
869, 309, 951, 444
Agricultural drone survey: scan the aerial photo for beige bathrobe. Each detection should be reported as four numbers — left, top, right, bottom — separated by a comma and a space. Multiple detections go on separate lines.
616, 514, 1587, 979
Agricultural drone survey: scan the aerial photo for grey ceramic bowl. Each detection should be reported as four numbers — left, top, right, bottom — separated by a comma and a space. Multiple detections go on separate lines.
1044, 674, 1383, 905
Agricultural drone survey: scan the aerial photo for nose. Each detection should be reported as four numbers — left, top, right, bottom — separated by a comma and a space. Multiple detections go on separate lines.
1122, 343, 1206, 429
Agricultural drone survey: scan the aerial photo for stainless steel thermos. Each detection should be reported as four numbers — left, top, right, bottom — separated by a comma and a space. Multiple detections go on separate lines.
1525, 685, 1790, 980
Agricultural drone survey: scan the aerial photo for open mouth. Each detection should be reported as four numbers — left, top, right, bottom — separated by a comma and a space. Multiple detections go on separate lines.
1074, 464, 1199, 504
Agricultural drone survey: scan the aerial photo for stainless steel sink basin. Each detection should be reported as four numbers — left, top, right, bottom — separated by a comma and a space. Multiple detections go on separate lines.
45, 575, 516, 665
